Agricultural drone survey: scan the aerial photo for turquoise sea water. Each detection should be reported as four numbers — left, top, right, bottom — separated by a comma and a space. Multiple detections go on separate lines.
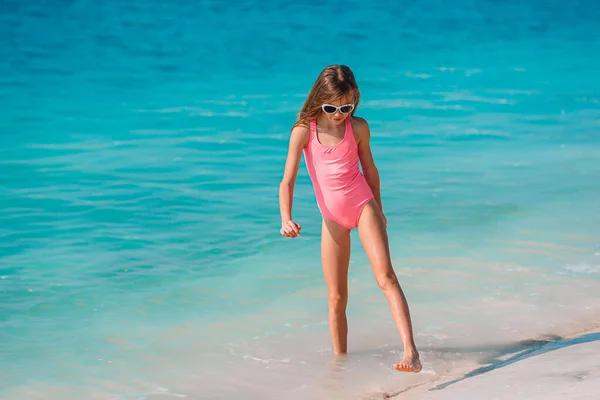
2, 1, 600, 399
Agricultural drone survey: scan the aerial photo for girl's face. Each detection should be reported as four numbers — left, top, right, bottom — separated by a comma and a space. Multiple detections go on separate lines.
320, 93, 354, 125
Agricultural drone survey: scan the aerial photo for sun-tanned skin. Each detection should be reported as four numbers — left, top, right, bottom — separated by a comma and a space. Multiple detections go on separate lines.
279, 65, 422, 373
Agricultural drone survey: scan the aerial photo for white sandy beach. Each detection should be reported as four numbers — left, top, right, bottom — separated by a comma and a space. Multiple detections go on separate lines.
383, 327, 600, 400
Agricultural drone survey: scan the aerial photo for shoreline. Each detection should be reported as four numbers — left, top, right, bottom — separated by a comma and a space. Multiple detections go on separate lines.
381, 324, 600, 399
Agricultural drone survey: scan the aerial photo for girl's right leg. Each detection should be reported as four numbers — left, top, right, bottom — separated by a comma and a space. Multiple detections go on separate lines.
357, 199, 421, 372
321, 216, 351, 355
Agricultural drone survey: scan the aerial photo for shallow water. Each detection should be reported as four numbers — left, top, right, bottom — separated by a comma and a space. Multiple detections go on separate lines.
1, 0, 600, 398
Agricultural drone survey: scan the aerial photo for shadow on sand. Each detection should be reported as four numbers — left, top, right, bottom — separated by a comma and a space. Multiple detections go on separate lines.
429, 331, 600, 391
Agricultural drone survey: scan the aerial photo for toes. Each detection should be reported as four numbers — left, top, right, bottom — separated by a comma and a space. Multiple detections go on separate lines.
394, 363, 409, 371
394, 362, 422, 373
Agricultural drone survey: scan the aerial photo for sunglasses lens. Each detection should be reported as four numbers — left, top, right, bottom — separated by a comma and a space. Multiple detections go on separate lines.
340, 105, 353, 113
323, 105, 337, 114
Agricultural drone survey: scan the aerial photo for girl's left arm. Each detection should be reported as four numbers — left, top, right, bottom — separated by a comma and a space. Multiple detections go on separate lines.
355, 117, 384, 217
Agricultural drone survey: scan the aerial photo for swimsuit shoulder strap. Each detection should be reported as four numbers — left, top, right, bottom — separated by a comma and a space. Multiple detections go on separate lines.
309, 118, 317, 142
346, 117, 358, 147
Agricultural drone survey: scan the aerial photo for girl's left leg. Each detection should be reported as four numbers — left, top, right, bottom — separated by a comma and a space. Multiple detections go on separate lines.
321, 216, 352, 355
357, 199, 422, 372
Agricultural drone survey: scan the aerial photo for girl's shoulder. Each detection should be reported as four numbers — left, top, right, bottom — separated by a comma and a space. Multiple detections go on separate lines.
292, 120, 310, 130
290, 121, 310, 148
350, 115, 369, 129
350, 116, 371, 145
350, 116, 370, 143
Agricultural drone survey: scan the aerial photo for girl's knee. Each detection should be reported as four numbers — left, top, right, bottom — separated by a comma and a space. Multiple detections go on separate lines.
328, 292, 348, 312
376, 271, 398, 291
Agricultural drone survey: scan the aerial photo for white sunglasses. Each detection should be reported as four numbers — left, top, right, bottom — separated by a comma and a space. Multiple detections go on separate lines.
321, 103, 355, 114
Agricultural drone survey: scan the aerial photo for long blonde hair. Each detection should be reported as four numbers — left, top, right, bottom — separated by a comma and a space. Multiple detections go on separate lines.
294, 64, 361, 128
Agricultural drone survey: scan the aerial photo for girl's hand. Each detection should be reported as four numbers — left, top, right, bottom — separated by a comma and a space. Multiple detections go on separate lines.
280, 220, 301, 238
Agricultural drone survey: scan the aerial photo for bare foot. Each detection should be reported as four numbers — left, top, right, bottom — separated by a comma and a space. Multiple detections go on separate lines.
394, 351, 422, 373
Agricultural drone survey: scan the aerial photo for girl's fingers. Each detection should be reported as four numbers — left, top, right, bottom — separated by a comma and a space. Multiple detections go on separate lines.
281, 221, 301, 238
287, 221, 300, 236
281, 227, 294, 238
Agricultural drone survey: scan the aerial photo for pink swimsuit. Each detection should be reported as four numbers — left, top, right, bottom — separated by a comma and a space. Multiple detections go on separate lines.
303, 117, 374, 230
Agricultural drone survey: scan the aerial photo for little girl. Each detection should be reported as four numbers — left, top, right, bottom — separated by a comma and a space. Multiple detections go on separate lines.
278, 64, 422, 373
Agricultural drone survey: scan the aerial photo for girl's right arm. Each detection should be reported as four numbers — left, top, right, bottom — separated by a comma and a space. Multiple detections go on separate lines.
279, 124, 309, 238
